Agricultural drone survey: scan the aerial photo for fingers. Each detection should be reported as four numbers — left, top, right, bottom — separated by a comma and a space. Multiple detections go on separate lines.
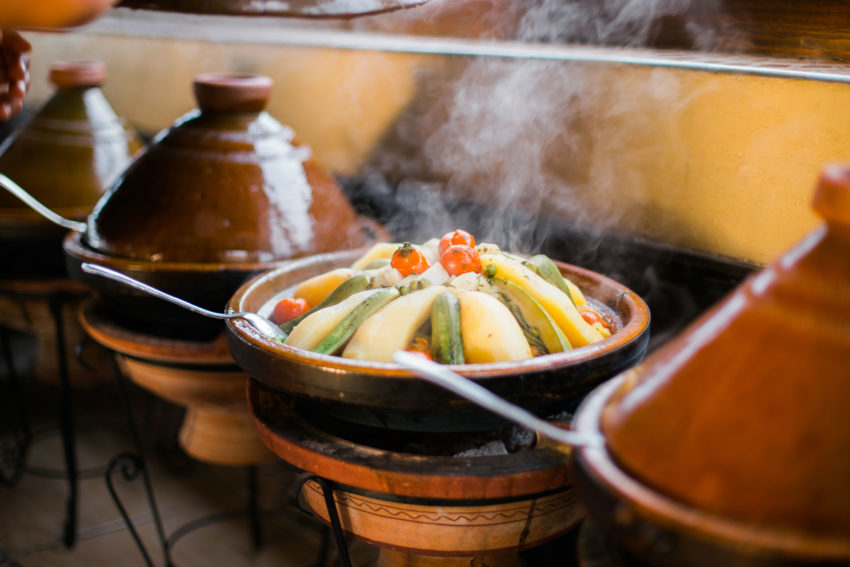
0, 30, 31, 121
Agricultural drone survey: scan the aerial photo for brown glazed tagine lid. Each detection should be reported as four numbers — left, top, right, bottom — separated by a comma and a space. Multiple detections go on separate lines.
0, 60, 143, 236
84, 72, 372, 264
576, 164, 850, 563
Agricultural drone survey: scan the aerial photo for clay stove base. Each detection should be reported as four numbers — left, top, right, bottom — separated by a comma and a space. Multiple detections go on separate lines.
116, 356, 273, 466
78, 301, 273, 467
377, 548, 526, 567
300, 478, 581, 563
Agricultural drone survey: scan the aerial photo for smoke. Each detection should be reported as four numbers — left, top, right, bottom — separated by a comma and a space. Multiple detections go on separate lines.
359, 0, 728, 253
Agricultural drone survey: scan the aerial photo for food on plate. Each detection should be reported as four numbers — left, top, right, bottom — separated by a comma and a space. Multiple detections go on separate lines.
267, 230, 613, 363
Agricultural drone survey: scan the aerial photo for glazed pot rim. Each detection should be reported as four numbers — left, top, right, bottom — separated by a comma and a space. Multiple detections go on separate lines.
63, 216, 385, 273
572, 376, 850, 561
226, 248, 650, 380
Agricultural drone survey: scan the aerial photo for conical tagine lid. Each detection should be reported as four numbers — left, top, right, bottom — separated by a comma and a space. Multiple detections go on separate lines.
0, 60, 143, 220
600, 164, 850, 541
84, 72, 371, 264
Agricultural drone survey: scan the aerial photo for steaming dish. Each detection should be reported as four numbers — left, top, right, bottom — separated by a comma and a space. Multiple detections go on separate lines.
264, 230, 612, 364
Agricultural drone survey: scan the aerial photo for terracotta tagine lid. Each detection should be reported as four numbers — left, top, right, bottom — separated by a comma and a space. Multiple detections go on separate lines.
0, 60, 143, 235
595, 164, 850, 552
84, 72, 371, 264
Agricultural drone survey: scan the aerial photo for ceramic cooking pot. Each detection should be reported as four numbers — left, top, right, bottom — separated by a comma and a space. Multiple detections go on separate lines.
116, 0, 429, 18
225, 248, 650, 432
572, 164, 850, 566
63, 72, 385, 337
0, 60, 143, 277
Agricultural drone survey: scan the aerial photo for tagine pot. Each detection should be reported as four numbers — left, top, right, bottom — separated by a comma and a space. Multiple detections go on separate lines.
0, 60, 143, 277
226, 248, 649, 432
572, 163, 850, 566
64, 72, 385, 339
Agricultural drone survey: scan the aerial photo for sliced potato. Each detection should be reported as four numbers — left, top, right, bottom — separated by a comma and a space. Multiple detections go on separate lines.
350, 242, 401, 270
479, 253, 603, 347
293, 268, 355, 307
451, 289, 532, 363
286, 289, 387, 351
342, 286, 445, 362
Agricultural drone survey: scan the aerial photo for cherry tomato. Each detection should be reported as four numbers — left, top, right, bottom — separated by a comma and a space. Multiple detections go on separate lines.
391, 243, 431, 277
581, 309, 610, 329
438, 229, 476, 255
440, 244, 482, 277
271, 297, 310, 324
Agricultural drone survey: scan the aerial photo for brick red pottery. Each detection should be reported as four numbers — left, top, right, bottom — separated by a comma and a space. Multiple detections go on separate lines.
572, 164, 850, 566
64, 73, 385, 338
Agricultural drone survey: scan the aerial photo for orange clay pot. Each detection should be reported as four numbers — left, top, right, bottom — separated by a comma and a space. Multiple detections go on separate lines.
572, 163, 850, 566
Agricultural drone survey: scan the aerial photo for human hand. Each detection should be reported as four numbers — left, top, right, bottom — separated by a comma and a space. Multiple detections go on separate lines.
0, 30, 31, 120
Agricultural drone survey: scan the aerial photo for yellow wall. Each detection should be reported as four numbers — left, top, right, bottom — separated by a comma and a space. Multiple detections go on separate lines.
20, 31, 849, 265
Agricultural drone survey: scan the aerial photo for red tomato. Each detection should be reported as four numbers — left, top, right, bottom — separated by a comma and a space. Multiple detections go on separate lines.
391, 243, 431, 277
438, 229, 476, 255
440, 245, 482, 276
581, 309, 610, 329
271, 297, 310, 324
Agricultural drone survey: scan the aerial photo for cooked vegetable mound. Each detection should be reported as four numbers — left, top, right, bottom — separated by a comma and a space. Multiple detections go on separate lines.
269, 230, 612, 363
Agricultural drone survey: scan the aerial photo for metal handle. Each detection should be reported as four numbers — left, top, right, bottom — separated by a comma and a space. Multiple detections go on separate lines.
80, 263, 230, 320
0, 173, 87, 233
393, 350, 605, 448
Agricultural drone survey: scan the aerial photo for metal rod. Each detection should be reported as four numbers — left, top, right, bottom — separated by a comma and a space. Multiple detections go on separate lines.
105, 453, 155, 567
49, 293, 79, 549
394, 350, 605, 448
0, 325, 30, 487
111, 358, 173, 567
292, 474, 352, 567
315, 477, 352, 567
0, 174, 87, 233
82, 10, 850, 86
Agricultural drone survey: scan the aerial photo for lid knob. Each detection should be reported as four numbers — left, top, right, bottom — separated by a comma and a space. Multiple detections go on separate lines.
49, 61, 106, 89
813, 163, 850, 227
193, 73, 273, 113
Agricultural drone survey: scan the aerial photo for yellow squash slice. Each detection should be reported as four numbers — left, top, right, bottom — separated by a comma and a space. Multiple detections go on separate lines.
479, 254, 603, 347
293, 268, 355, 307
350, 242, 401, 270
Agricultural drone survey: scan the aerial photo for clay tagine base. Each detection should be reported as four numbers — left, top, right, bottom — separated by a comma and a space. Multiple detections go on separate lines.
79, 301, 273, 466
249, 379, 583, 564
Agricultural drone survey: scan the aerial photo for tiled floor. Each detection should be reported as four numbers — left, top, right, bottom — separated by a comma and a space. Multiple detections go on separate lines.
1, 328, 582, 567
0, 329, 377, 567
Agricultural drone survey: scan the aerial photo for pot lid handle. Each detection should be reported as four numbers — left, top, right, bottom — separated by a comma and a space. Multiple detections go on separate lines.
49, 61, 106, 89
193, 73, 273, 113
813, 164, 850, 227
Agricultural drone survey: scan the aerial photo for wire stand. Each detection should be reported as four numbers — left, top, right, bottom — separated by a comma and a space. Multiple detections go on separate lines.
292, 473, 352, 567
104, 363, 269, 567
0, 285, 86, 548
0, 324, 31, 487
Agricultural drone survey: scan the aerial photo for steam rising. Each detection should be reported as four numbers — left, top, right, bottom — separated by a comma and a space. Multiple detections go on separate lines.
362, 0, 728, 254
